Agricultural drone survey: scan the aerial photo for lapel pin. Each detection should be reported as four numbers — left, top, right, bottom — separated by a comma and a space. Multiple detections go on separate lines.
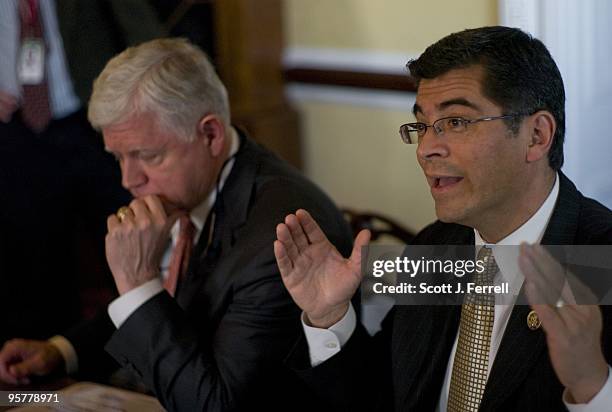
527, 310, 541, 330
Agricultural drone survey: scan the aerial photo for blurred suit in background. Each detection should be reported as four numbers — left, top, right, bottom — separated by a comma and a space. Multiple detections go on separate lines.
0, 0, 164, 340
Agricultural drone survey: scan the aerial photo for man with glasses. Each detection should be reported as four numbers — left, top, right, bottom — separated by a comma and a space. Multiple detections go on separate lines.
400, 113, 527, 145
274, 26, 612, 411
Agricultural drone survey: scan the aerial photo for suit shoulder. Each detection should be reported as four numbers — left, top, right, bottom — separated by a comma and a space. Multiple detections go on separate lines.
236, 141, 353, 254
577, 195, 612, 243
252, 153, 339, 217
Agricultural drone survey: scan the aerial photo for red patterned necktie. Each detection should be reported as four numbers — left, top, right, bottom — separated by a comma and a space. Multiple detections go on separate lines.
164, 216, 195, 297
19, 0, 51, 132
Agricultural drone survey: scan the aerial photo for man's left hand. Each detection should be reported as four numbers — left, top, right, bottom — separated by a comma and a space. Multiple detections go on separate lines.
106, 195, 180, 294
519, 244, 609, 404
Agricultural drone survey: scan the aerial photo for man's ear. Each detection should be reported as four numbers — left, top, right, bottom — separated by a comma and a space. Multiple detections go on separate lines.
526, 110, 556, 163
196, 114, 226, 157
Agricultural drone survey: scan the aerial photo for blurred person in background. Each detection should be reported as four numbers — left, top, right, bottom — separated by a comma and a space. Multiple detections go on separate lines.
0, 0, 164, 341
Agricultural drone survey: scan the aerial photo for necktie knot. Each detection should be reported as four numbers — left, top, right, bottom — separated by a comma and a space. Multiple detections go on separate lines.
474, 247, 497, 287
178, 215, 195, 243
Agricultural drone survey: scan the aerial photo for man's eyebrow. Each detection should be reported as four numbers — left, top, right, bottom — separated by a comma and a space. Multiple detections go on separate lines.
412, 98, 482, 116
438, 98, 482, 112
412, 103, 422, 116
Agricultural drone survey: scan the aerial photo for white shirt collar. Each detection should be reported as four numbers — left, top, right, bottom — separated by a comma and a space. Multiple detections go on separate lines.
171, 127, 240, 244
474, 173, 560, 298
475, 173, 559, 246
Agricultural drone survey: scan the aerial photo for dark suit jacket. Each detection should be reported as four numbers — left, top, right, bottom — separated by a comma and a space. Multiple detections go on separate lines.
287, 172, 612, 411
0, 133, 80, 343
65, 135, 353, 411
56, 0, 166, 103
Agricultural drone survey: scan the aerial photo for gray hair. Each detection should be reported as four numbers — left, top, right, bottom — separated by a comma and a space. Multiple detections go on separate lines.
88, 38, 230, 141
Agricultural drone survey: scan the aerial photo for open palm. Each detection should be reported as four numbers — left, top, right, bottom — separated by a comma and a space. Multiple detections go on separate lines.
274, 209, 370, 328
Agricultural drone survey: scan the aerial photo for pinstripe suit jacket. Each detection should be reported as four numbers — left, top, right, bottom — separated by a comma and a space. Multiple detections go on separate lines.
288, 172, 612, 411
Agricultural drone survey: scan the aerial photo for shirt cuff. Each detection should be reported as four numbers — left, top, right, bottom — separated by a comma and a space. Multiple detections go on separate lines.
564, 366, 612, 411
107, 279, 164, 328
48, 335, 78, 375
302, 303, 357, 367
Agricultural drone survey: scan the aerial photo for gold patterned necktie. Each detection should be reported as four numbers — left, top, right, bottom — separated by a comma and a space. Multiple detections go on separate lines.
447, 247, 497, 412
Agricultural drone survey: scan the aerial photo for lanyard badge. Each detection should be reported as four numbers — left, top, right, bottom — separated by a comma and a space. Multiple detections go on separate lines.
17, 0, 45, 85
18, 38, 45, 85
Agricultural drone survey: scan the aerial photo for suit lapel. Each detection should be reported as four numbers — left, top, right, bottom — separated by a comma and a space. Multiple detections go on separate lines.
176, 133, 260, 308
396, 225, 473, 409
539, 172, 581, 246
395, 305, 461, 410
481, 172, 582, 409
211, 133, 259, 251
480, 305, 547, 410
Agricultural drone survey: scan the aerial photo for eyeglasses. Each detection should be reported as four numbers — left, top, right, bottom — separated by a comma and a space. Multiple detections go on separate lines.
399, 113, 524, 144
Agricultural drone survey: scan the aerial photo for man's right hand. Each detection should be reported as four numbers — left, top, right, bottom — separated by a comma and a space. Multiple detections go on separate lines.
0, 91, 18, 123
274, 209, 370, 328
0, 339, 64, 385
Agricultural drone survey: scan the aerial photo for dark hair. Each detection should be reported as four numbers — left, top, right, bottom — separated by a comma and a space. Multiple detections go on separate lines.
407, 26, 565, 170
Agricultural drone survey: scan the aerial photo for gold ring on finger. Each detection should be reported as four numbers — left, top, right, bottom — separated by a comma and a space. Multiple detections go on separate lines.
116, 206, 131, 223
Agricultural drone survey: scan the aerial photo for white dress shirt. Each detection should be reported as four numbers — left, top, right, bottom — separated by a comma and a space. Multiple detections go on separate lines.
0, 0, 81, 119
303, 174, 612, 410
51, 128, 240, 373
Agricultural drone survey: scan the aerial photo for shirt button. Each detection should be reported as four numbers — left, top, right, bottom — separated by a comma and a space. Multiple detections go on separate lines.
325, 341, 338, 349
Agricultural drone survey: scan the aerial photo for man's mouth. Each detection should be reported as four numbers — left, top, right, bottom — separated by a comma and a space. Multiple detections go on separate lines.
428, 175, 464, 191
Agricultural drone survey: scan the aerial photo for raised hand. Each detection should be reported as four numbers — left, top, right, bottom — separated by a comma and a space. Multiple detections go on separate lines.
0, 339, 63, 385
519, 244, 608, 403
274, 209, 370, 328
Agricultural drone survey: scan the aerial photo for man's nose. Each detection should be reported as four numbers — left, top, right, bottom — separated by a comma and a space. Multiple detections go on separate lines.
120, 159, 147, 191
416, 127, 450, 162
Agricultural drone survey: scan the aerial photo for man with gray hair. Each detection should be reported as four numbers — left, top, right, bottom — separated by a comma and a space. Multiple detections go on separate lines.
0, 38, 352, 411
